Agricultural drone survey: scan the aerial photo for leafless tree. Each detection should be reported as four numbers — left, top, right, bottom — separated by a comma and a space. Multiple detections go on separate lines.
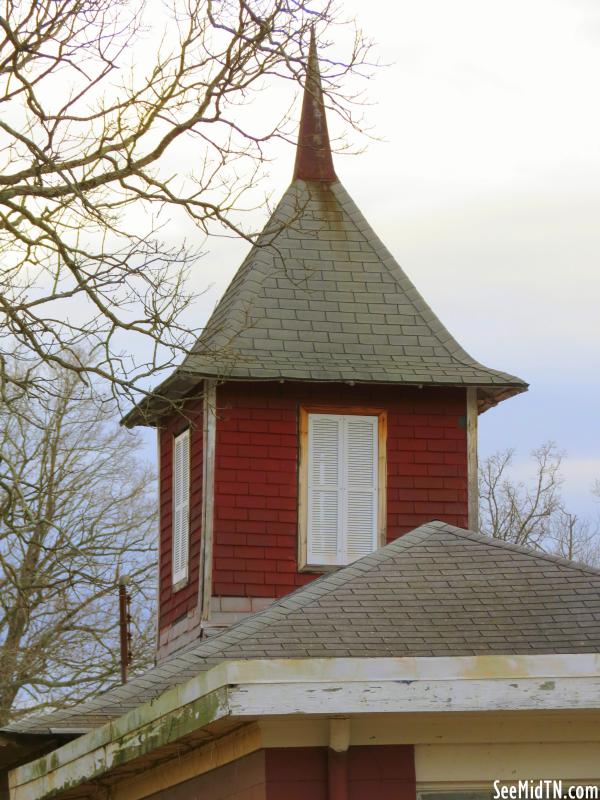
0, 358, 156, 726
479, 441, 600, 567
547, 509, 600, 569
479, 442, 564, 549
0, 0, 369, 410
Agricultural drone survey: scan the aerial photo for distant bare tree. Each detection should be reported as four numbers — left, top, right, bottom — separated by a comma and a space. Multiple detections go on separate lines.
547, 509, 600, 568
479, 442, 564, 549
479, 441, 600, 567
0, 0, 369, 410
0, 359, 156, 726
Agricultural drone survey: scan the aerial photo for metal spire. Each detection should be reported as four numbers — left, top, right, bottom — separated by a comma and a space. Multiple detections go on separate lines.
293, 28, 336, 182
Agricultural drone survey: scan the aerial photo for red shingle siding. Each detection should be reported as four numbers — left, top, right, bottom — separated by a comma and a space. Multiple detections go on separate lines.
386, 391, 468, 535
213, 382, 468, 599
157, 381, 469, 626
265, 747, 327, 800
158, 403, 203, 628
347, 745, 416, 800
214, 383, 301, 599
264, 746, 415, 800
144, 750, 266, 799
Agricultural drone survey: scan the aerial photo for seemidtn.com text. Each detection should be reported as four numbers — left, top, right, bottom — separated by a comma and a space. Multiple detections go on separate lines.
494, 781, 599, 800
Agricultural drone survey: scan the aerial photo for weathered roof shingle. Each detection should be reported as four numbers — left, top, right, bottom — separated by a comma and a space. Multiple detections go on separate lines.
6, 521, 600, 736
123, 42, 527, 427
186, 181, 526, 389
124, 181, 527, 426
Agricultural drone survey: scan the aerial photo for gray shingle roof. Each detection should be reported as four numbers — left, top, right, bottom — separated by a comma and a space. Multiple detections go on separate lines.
5, 521, 600, 736
123, 180, 527, 425
123, 35, 527, 426
189, 179, 526, 384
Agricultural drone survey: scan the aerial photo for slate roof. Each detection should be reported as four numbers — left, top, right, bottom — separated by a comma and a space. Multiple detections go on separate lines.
5, 521, 600, 736
187, 180, 526, 390
125, 178, 527, 427
123, 44, 526, 427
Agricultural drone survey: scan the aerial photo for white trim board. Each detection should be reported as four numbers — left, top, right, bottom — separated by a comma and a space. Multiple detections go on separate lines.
10, 654, 600, 800
227, 676, 600, 717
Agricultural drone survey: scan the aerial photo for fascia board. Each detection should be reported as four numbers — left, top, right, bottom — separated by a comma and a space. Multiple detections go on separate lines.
10, 654, 600, 800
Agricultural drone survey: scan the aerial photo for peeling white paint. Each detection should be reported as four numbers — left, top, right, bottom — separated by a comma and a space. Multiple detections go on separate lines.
228, 676, 600, 717
10, 654, 600, 800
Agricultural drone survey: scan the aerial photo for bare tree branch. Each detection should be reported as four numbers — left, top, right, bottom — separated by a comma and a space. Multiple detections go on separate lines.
0, 355, 156, 725
479, 441, 600, 568
547, 509, 600, 568
479, 442, 564, 549
0, 0, 372, 412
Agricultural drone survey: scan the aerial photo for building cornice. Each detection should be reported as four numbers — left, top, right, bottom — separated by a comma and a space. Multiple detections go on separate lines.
10, 653, 600, 800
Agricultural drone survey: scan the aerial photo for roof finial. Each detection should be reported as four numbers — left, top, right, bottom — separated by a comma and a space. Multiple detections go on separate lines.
293, 27, 336, 182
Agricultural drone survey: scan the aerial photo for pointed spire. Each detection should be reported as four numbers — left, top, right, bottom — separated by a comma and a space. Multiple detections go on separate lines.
293, 28, 336, 182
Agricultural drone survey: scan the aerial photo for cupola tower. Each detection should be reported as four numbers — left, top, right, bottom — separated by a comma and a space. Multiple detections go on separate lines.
124, 33, 527, 661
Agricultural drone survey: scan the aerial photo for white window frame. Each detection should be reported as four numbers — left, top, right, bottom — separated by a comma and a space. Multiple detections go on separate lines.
172, 428, 190, 589
298, 406, 387, 571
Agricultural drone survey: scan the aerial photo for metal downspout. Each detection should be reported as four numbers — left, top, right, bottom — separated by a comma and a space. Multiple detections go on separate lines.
328, 718, 350, 800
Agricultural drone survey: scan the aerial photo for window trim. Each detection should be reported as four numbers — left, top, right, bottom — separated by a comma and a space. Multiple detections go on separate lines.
298, 405, 387, 572
172, 427, 191, 591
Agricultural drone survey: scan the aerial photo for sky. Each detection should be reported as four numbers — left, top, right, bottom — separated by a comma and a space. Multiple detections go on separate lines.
330, 0, 600, 517
141, 0, 600, 519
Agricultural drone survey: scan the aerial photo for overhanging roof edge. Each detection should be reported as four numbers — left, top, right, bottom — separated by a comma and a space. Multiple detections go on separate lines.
10, 654, 600, 800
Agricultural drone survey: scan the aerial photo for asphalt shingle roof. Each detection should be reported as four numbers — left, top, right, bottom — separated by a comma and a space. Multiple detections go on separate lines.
187, 180, 526, 387
6, 521, 600, 736
123, 39, 527, 426
124, 180, 527, 426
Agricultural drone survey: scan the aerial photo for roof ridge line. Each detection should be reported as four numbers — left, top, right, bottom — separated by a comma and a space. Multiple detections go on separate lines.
438, 522, 600, 577
187, 518, 599, 666
8, 519, 600, 737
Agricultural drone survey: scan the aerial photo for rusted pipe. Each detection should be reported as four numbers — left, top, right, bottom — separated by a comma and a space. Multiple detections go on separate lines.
118, 577, 130, 685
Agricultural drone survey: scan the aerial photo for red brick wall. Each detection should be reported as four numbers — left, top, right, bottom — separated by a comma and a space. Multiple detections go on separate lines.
212, 381, 468, 599
158, 403, 203, 628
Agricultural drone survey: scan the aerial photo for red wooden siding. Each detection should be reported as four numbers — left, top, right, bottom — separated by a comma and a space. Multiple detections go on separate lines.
347, 745, 416, 800
213, 381, 468, 599
143, 750, 266, 799
158, 404, 203, 628
264, 745, 415, 800
157, 380, 469, 628
213, 383, 302, 599
141, 745, 415, 800
265, 747, 328, 800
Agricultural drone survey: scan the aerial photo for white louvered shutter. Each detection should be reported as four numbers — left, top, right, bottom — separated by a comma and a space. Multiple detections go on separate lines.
344, 416, 378, 561
307, 415, 343, 565
307, 414, 378, 566
172, 429, 190, 586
